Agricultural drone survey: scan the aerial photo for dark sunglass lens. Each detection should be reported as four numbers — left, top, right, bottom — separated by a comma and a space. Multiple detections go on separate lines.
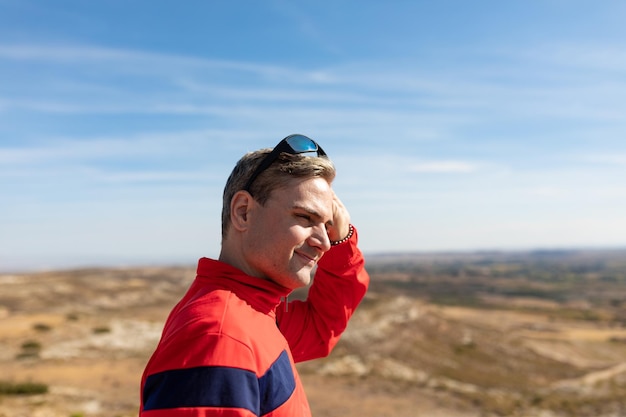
285, 135, 318, 153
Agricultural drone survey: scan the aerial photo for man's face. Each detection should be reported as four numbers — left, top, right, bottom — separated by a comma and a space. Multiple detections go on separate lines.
243, 177, 334, 289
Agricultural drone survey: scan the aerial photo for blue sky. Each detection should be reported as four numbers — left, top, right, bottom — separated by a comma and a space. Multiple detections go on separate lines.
1, 1, 626, 271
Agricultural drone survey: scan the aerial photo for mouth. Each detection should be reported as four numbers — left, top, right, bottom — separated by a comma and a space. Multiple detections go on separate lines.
295, 250, 318, 265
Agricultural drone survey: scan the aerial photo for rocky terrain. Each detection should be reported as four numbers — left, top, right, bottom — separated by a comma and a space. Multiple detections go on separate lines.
1, 250, 626, 417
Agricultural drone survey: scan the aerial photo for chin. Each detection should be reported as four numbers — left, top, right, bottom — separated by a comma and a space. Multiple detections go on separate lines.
288, 274, 311, 289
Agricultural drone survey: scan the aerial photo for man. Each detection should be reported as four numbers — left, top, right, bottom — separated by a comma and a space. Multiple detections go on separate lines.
139, 134, 370, 416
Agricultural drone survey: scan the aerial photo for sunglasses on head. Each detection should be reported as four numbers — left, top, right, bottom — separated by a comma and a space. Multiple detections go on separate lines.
243, 134, 327, 193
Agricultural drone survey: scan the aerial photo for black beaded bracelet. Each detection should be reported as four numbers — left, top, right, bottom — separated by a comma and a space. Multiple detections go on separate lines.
330, 224, 354, 246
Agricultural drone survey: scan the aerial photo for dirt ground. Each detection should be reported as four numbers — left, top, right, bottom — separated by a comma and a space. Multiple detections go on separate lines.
1, 266, 625, 417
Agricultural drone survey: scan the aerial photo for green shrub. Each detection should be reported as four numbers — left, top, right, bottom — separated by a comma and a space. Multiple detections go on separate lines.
16, 340, 42, 359
92, 326, 111, 334
21, 340, 42, 350
15, 351, 40, 360
33, 323, 52, 332
66, 313, 80, 321
0, 380, 48, 395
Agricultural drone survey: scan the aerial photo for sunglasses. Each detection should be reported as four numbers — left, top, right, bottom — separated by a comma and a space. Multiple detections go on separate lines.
243, 134, 327, 193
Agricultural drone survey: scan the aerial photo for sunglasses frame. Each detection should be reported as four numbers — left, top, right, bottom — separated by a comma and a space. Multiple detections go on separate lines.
243, 134, 327, 193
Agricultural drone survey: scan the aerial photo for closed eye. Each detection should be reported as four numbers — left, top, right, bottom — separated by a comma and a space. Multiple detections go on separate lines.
296, 213, 313, 224
292, 204, 329, 227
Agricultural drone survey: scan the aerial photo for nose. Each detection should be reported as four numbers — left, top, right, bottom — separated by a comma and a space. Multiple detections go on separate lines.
308, 223, 331, 253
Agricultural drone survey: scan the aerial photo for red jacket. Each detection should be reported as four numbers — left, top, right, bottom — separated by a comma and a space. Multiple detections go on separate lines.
139, 227, 369, 416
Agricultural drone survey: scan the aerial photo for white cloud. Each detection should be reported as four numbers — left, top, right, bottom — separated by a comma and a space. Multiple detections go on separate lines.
408, 161, 479, 174
95, 170, 210, 183
0, 43, 332, 85
526, 186, 569, 198
583, 153, 626, 165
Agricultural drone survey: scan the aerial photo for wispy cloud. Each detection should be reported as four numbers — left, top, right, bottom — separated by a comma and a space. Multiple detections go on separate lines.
408, 161, 479, 174
0, 43, 292, 77
93, 170, 211, 183
582, 153, 626, 165
3, 41, 625, 131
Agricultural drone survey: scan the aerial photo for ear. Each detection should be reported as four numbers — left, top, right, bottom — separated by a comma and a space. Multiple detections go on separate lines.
230, 190, 255, 232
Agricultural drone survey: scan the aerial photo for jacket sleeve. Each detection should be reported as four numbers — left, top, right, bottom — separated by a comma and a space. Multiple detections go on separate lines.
276, 225, 370, 362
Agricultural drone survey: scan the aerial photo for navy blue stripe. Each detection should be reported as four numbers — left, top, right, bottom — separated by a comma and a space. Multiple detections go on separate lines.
259, 350, 296, 415
143, 366, 259, 413
142, 350, 296, 415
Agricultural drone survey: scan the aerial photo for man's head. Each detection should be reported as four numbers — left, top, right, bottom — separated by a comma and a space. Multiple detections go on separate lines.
219, 135, 337, 289
221, 136, 336, 239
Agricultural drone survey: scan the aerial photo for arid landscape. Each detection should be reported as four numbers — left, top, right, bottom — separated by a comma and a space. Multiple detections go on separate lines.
2, 249, 626, 417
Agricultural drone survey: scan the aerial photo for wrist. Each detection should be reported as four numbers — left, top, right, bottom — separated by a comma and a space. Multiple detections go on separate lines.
330, 224, 354, 246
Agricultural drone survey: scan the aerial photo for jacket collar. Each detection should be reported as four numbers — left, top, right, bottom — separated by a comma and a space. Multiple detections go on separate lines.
196, 257, 291, 314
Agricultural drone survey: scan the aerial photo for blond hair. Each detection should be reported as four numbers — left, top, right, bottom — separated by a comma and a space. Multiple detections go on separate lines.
221, 149, 336, 239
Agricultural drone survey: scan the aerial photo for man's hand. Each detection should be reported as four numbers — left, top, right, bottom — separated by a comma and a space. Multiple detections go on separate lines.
327, 190, 351, 243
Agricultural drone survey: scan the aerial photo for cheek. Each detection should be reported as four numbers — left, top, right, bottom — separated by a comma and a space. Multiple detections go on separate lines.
286, 225, 310, 246
253, 224, 295, 256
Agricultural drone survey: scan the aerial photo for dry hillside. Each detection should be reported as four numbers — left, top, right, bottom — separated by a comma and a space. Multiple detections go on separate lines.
1, 250, 626, 417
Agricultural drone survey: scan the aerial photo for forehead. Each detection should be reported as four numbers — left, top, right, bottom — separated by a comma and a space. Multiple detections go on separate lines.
270, 177, 333, 219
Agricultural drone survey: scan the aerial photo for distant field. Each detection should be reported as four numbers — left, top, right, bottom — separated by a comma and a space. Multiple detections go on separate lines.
366, 249, 626, 314
1, 249, 625, 417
